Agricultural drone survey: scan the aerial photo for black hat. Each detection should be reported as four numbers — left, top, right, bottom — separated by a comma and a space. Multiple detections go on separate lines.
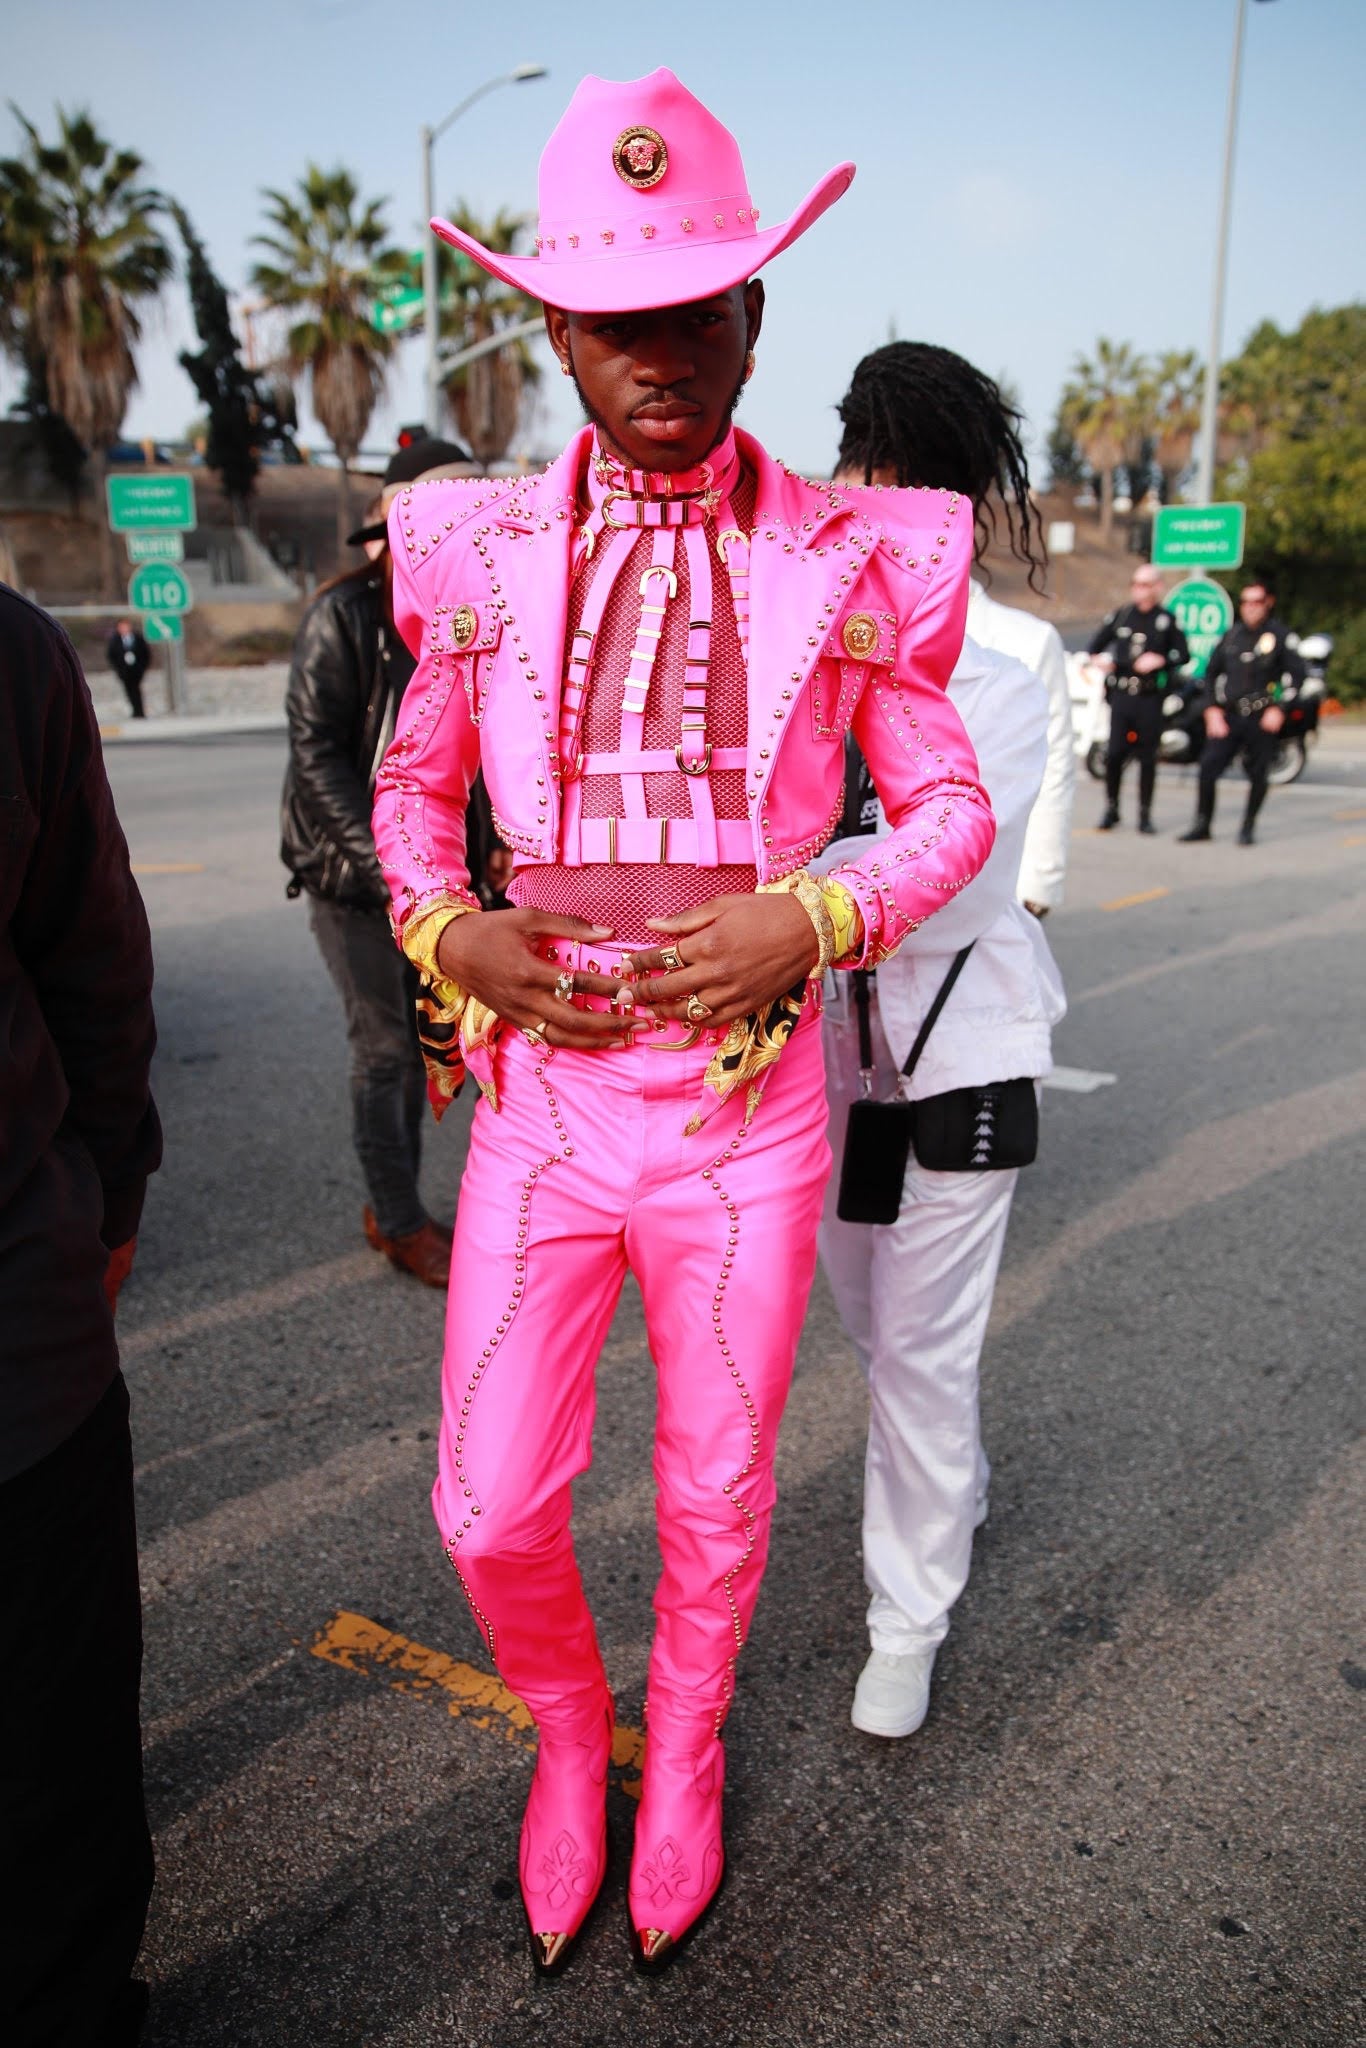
347, 436, 473, 545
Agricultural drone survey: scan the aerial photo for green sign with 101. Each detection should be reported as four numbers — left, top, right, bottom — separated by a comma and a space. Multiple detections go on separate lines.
1165, 577, 1232, 680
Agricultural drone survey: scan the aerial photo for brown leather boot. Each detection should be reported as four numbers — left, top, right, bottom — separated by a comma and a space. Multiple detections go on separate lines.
362, 1206, 451, 1288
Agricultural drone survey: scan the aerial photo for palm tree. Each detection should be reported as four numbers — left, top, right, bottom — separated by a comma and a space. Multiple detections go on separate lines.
436, 207, 542, 467
0, 106, 173, 592
1059, 339, 1147, 541
1148, 349, 1204, 502
251, 167, 405, 552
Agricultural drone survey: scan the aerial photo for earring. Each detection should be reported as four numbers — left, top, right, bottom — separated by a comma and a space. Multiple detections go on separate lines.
743, 349, 756, 383
559, 359, 573, 378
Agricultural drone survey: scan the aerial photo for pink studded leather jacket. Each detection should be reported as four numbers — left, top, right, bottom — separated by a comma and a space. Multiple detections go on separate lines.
373, 427, 993, 966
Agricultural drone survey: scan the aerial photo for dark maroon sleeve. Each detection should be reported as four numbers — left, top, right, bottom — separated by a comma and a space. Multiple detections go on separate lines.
8, 603, 162, 1247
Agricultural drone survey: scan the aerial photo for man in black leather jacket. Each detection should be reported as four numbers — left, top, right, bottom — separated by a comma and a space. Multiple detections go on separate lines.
282, 437, 488, 1286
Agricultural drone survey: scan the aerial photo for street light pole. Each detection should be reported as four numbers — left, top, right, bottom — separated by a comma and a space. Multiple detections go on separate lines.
1195, 0, 1248, 505
421, 64, 548, 437
421, 122, 440, 435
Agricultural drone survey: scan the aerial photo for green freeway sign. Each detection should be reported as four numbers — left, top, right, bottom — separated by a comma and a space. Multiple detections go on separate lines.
126, 530, 184, 564
128, 563, 193, 615
141, 611, 184, 643
1165, 577, 1233, 680
1151, 502, 1245, 571
371, 286, 425, 335
106, 472, 197, 532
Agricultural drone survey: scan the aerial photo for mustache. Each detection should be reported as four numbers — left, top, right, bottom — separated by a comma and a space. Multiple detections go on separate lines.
567, 365, 750, 457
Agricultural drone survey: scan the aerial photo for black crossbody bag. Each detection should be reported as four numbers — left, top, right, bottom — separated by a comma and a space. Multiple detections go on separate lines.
835, 948, 1039, 1225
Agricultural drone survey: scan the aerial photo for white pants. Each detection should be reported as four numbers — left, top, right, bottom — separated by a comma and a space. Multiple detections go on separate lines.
819, 994, 1018, 1653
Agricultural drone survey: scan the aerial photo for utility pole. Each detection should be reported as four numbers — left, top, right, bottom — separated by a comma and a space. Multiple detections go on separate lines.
1195, 0, 1277, 504
421, 65, 548, 437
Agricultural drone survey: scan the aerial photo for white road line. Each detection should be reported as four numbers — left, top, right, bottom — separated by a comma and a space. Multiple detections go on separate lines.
1043, 1066, 1118, 1094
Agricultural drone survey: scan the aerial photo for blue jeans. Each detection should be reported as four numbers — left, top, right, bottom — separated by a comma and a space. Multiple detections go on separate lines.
308, 897, 429, 1239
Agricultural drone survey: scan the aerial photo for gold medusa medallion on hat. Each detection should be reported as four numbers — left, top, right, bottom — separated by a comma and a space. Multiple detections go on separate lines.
613, 125, 668, 188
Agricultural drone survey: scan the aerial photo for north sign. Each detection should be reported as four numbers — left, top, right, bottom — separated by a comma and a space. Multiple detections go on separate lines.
126, 530, 185, 563
106, 473, 197, 532
1151, 502, 1245, 572
128, 563, 193, 615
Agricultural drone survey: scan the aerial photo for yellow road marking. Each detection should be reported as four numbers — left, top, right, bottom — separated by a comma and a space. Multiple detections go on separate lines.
1100, 886, 1171, 912
1343, 834, 1366, 848
132, 861, 206, 875
311, 1609, 646, 1797
1332, 808, 1366, 822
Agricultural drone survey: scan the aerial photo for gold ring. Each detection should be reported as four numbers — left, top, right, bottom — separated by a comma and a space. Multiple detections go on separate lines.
553, 970, 575, 1004
685, 993, 712, 1023
659, 945, 684, 972
523, 1020, 550, 1047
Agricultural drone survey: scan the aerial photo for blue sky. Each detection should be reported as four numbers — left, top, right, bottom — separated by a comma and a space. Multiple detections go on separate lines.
4, 0, 1363, 475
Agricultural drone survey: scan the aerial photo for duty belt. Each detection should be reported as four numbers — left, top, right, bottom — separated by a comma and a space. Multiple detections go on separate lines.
1234, 691, 1272, 719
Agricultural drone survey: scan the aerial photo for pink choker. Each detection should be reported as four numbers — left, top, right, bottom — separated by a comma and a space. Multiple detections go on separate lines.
585, 430, 741, 530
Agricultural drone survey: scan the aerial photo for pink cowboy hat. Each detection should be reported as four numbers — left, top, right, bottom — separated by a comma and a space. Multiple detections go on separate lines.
431, 68, 855, 315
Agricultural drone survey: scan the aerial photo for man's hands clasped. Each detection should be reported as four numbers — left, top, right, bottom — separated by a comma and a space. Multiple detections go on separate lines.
435, 892, 821, 1052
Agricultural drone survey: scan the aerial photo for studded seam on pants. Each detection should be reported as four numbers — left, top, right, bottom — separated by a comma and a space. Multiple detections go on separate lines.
434, 1013, 831, 1744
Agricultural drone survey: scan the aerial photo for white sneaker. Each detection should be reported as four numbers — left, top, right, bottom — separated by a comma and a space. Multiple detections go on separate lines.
850, 1646, 937, 1738
974, 1487, 990, 1529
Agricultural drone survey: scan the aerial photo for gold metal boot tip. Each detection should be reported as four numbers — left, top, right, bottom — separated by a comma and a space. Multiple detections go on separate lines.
534, 1931, 569, 1969
638, 1927, 674, 1964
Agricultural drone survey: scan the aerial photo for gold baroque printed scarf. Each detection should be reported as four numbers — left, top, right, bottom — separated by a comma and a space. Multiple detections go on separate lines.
418, 980, 809, 1134
688, 978, 809, 1135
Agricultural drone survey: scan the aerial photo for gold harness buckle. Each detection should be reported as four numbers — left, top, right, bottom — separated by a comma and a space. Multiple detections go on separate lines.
675, 740, 713, 777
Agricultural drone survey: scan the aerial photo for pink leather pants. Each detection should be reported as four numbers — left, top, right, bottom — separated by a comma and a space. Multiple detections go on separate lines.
434, 1004, 831, 1748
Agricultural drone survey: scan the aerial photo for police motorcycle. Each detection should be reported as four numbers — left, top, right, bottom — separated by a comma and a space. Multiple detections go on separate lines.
1264, 632, 1331, 786
1072, 635, 1331, 787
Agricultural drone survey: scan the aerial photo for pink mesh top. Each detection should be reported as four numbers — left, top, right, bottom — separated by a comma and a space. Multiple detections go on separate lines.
508, 439, 758, 945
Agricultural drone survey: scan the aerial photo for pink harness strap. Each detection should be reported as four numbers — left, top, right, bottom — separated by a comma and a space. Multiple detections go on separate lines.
574, 816, 755, 865
557, 435, 751, 872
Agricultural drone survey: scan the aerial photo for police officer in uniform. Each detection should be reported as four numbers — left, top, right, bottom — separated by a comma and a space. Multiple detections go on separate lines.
1179, 579, 1305, 845
1089, 565, 1189, 833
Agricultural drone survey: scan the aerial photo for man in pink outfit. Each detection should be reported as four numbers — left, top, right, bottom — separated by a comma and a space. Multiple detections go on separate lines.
372, 67, 994, 1975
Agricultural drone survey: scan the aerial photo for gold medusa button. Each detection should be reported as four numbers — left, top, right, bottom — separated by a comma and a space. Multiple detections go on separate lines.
613, 125, 668, 189
451, 604, 478, 651
841, 612, 879, 660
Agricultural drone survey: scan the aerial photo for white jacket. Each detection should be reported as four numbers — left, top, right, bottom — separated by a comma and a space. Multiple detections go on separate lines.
966, 581, 1075, 912
819, 634, 1066, 1097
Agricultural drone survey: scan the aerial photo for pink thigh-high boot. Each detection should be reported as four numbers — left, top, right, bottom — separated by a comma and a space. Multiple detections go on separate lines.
435, 1003, 830, 1972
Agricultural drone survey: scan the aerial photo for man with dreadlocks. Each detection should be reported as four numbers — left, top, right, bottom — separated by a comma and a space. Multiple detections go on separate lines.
371, 76, 994, 1974
817, 340, 1069, 1739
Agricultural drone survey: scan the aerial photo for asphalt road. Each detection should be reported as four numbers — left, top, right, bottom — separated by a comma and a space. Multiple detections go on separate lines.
104, 729, 1365, 2048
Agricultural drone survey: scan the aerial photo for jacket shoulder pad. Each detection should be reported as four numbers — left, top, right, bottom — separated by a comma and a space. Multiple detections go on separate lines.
387, 474, 520, 572
871, 486, 971, 584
